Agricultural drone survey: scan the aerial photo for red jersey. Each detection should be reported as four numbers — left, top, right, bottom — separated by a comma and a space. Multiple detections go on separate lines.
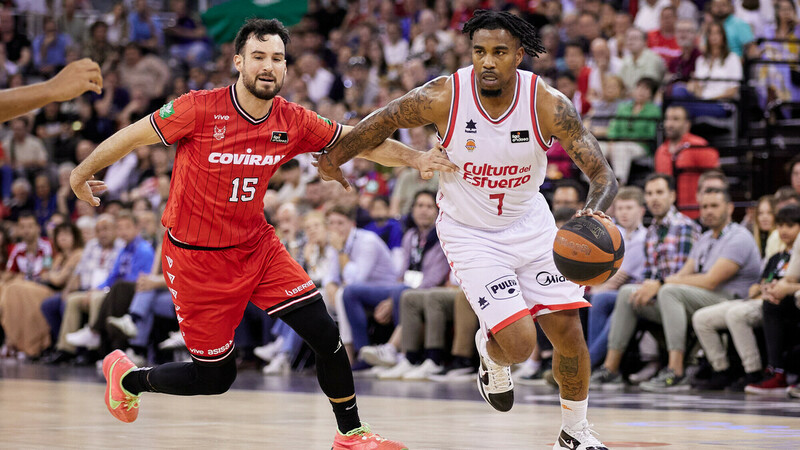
654, 133, 719, 219
150, 85, 342, 247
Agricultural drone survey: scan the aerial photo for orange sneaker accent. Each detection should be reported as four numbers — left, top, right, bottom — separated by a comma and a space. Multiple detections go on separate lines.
331, 424, 407, 450
102, 349, 141, 423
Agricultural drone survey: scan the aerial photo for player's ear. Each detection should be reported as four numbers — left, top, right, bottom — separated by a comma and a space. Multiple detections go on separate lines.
515, 46, 524, 67
234, 53, 243, 72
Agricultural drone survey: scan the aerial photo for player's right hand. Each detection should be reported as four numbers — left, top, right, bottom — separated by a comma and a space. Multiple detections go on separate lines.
48, 58, 103, 101
312, 151, 352, 191
70, 171, 107, 207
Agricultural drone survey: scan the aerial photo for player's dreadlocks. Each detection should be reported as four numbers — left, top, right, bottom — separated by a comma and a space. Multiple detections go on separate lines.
462, 10, 546, 58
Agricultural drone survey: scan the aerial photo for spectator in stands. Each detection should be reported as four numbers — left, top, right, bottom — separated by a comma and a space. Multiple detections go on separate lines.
608, 11, 632, 60
586, 75, 626, 137
83, 21, 114, 69
587, 187, 648, 367
619, 27, 666, 92
410, 9, 453, 55
58, 0, 87, 46
655, 105, 721, 219
365, 196, 403, 255
693, 204, 800, 390
666, 19, 701, 85
59, 211, 153, 357
710, 0, 755, 57
671, 0, 699, 21
1, 212, 52, 283
31, 18, 72, 77
4, 178, 34, 222
636, 188, 761, 392
0, 222, 82, 358
591, 174, 700, 389
564, 40, 592, 115
275, 159, 306, 205
164, 0, 212, 69
118, 43, 171, 100
297, 53, 336, 105
752, 195, 778, 258
324, 205, 397, 362
128, 0, 162, 51
32, 173, 57, 229
607, 77, 662, 184
552, 180, 585, 211
751, 216, 800, 398
586, 38, 621, 104
383, 22, 409, 71
0, 8, 31, 70
635, 0, 670, 33
2, 117, 48, 175
672, 21, 742, 119
104, 2, 130, 47
0, 226, 10, 268
648, 6, 681, 64
751, 0, 800, 111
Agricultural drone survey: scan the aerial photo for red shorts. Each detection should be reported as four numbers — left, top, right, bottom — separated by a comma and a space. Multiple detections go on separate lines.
161, 225, 320, 363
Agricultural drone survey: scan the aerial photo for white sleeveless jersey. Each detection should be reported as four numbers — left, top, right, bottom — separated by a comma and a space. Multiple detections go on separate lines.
437, 66, 553, 229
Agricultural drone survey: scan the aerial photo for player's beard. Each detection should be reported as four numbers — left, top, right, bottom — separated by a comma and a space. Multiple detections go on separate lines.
480, 88, 502, 97
243, 72, 284, 101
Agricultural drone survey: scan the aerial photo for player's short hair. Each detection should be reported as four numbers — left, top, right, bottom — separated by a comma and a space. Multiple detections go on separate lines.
234, 18, 291, 55
462, 9, 546, 58
776, 204, 800, 226
615, 186, 645, 207
644, 173, 676, 192
326, 205, 356, 222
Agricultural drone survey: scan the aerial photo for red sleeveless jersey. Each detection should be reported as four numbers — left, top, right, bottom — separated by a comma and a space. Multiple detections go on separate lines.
150, 85, 341, 248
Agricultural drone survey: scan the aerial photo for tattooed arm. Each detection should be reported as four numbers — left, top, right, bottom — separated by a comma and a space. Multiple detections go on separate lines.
317, 76, 452, 188
538, 83, 618, 214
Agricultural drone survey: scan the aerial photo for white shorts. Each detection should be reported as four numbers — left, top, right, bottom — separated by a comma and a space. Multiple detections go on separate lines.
436, 194, 588, 335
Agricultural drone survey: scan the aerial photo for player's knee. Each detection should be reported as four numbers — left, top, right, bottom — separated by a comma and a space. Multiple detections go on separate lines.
195, 355, 237, 395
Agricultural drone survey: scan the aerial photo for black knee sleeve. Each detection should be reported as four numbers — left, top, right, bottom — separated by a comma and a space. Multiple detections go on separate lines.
147, 351, 237, 396
281, 299, 355, 399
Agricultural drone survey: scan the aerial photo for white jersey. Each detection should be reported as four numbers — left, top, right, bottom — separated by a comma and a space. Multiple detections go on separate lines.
437, 66, 552, 229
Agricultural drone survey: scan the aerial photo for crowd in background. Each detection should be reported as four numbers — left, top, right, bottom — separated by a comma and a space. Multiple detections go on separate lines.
0, 0, 799, 398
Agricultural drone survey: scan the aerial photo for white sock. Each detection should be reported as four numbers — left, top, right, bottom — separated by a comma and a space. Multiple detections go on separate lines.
560, 397, 588, 429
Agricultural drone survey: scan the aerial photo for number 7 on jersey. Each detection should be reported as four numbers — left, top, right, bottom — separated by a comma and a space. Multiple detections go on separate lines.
489, 193, 505, 215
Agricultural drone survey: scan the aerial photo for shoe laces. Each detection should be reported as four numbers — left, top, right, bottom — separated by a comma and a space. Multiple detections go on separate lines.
485, 359, 512, 390
568, 420, 603, 445
343, 423, 386, 442
122, 393, 141, 412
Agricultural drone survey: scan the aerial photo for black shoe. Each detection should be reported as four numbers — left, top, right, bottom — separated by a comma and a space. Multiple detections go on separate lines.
693, 369, 735, 390
73, 351, 100, 366
556, 420, 608, 449
42, 350, 75, 365
726, 371, 763, 392
475, 331, 513, 412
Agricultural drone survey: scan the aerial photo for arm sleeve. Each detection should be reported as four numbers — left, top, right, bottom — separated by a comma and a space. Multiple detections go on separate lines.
150, 92, 197, 146
294, 106, 342, 155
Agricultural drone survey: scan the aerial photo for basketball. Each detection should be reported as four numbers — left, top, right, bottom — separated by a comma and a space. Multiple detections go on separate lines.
552, 214, 625, 286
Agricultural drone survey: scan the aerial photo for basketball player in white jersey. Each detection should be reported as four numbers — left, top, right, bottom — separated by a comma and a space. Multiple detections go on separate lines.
318, 10, 616, 450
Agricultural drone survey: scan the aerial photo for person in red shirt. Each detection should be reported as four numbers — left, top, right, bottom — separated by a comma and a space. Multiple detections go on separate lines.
70, 18, 455, 449
563, 40, 592, 115
655, 105, 720, 219
647, 6, 682, 64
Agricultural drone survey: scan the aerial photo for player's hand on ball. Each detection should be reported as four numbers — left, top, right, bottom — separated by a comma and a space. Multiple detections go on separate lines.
313, 152, 351, 191
48, 58, 103, 101
575, 208, 611, 221
70, 170, 106, 207
415, 142, 459, 180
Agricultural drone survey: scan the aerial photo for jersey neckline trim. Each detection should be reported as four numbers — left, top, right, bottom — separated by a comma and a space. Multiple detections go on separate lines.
229, 84, 272, 125
470, 69, 520, 124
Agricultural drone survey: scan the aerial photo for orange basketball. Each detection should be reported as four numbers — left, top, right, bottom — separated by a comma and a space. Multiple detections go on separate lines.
552, 214, 625, 286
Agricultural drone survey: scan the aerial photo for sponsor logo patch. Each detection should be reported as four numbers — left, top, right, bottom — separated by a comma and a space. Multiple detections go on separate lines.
478, 296, 490, 310
159, 101, 175, 119
214, 114, 230, 120
465, 139, 476, 152
536, 271, 566, 286
271, 131, 289, 143
465, 119, 477, 133
485, 275, 520, 300
510, 130, 530, 143
213, 125, 225, 141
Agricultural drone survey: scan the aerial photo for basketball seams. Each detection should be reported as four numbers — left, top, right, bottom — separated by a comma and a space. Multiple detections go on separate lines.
553, 215, 625, 285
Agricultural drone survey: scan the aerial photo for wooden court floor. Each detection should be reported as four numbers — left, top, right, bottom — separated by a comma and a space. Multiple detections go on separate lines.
2, 378, 800, 449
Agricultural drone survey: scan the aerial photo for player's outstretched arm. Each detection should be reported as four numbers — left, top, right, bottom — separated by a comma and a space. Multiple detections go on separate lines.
0, 59, 103, 123
337, 125, 457, 179
538, 84, 618, 215
317, 76, 452, 186
71, 116, 162, 206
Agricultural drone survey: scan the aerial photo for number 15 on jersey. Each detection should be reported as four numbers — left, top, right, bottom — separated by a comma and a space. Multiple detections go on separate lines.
229, 177, 258, 202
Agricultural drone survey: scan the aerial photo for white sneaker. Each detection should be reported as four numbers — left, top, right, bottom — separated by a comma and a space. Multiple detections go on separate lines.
107, 314, 139, 338
262, 352, 291, 375
253, 336, 285, 362
475, 330, 514, 412
402, 359, 444, 380
358, 343, 398, 367
553, 420, 607, 449
66, 326, 101, 350
628, 361, 661, 384
158, 331, 185, 350
125, 348, 147, 366
377, 358, 416, 380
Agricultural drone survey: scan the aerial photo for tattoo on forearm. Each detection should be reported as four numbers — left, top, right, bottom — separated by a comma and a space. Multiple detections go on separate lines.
553, 96, 618, 212
556, 354, 584, 400
330, 78, 444, 165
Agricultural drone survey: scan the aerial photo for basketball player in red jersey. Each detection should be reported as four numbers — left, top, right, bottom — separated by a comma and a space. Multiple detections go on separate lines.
318, 10, 617, 450
70, 19, 455, 449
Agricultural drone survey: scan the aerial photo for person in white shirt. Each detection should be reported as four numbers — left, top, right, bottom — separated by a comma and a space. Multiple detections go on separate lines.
634, 0, 672, 33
